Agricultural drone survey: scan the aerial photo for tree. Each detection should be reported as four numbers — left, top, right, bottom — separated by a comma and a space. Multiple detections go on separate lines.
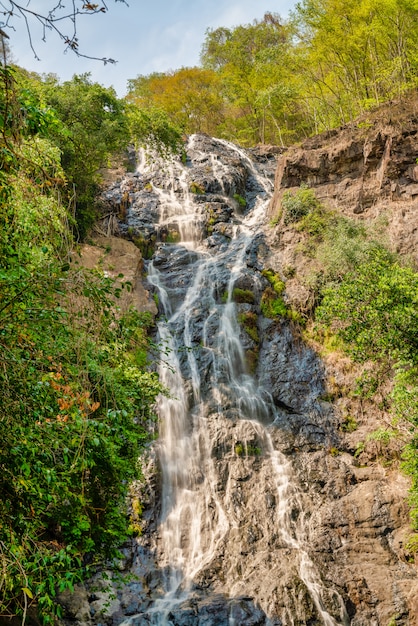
0, 60, 162, 623
23, 71, 129, 238
201, 13, 302, 145
0, 0, 128, 62
127, 67, 225, 136
291, 0, 418, 129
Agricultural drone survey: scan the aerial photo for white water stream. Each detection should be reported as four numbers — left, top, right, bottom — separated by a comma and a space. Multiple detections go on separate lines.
125, 137, 349, 626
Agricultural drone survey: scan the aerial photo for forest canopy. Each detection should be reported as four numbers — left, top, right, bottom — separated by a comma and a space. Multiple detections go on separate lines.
127, 1, 418, 145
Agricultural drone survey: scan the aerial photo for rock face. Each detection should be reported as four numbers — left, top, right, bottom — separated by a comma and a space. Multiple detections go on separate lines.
61, 132, 417, 626
77, 235, 157, 316
270, 93, 418, 260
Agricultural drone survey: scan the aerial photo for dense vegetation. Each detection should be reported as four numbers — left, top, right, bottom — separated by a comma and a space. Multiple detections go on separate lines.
127, 0, 418, 145
0, 58, 173, 622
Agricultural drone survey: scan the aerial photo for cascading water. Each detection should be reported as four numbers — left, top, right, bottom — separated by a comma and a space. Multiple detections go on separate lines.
123, 136, 350, 626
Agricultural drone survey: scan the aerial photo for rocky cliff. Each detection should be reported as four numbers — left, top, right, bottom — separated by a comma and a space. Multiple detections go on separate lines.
60, 101, 417, 626
265, 93, 418, 624
270, 92, 418, 260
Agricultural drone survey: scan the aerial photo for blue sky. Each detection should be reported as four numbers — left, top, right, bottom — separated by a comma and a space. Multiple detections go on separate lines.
5, 1, 296, 96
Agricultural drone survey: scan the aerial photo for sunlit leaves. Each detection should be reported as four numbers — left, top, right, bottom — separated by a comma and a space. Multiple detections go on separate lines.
316, 249, 418, 365
0, 65, 162, 623
291, 0, 418, 128
127, 67, 225, 137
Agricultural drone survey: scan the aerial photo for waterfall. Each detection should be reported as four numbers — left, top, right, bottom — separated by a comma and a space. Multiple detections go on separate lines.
122, 136, 349, 626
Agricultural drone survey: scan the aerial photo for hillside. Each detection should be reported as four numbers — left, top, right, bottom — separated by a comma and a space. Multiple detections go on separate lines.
270, 91, 418, 259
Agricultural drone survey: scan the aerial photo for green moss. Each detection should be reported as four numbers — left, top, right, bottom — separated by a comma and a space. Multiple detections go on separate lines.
231, 288, 255, 304
286, 308, 305, 325
261, 268, 285, 295
261, 287, 287, 318
234, 442, 245, 456
238, 311, 259, 343
260, 286, 303, 324
234, 441, 262, 456
233, 193, 246, 208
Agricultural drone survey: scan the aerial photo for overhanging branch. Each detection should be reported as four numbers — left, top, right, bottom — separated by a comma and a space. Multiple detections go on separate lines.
0, 0, 128, 63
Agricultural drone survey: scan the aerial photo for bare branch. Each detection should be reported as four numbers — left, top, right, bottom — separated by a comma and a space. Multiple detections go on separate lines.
0, 0, 129, 63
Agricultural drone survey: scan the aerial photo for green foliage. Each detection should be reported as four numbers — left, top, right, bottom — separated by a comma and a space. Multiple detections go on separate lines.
282, 184, 320, 225
295, 204, 335, 237
231, 288, 255, 304
289, 197, 390, 304
316, 249, 417, 365
259, 282, 303, 324
130, 232, 156, 260
261, 287, 288, 318
340, 414, 358, 433
201, 14, 300, 145
189, 180, 205, 194
0, 264, 162, 621
315, 218, 386, 283
125, 2, 418, 145
261, 268, 285, 295
233, 193, 247, 208
238, 311, 259, 343
126, 67, 225, 137
127, 104, 183, 158
291, 0, 418, 129
0, 257, 162, 621
164, 230, 181, 244
316, 247, 418, 528
36, 73, 129, 239
234, 441, 262, 456
0, 65, 162, 623
405, 533, 418, 556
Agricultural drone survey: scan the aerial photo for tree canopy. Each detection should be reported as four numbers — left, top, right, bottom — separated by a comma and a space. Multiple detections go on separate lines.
127, 3, 418, 145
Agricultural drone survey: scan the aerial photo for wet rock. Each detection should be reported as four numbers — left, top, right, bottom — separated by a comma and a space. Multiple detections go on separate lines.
71, 133, 417, 626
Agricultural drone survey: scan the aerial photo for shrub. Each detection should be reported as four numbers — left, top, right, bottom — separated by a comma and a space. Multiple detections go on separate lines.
316, 248, 418, 365
261, 287, 288, 318
282, 184, 320, 225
